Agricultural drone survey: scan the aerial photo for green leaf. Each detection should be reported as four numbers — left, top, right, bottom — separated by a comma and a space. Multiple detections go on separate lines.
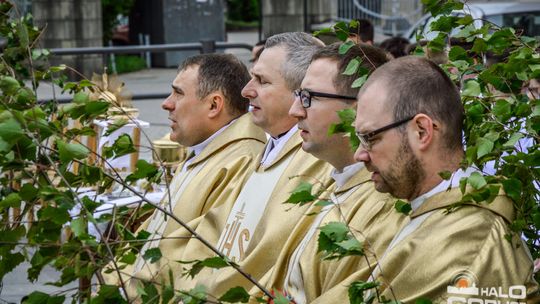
22, 291, 65, 304
72, 92, 90, 104
0, 118, 24, 142
126, 159, 159, 183
438, 170, 452, 180
339, 41, 355, 55
140, 281, 159, 304
462, 80, 481, 97
19, 183, 39, 201
415, 298, 433, 304
142, 248, 162, 264
70, 217, 86, 237
85, 101, 110, 117
467, 172, 487, 190
502, 178, 522, 202
119, 252, 137, 265
272, 290, 291, 304
343, 57, 361, 76
286, 181, 316, 205
219, 286, 250, 303
314, 200, 333, 208
351, 74, 368, 88
394, 199, 412, 215
0, 76, 20, 95
0, 252, 25, 281
476, 137, 494, 159
0, 193, 21, 209
503, 133, 524, 147
104, 118, 128, 136
91, 284, 127, 304
17, 20, 29, 49
348, 280, 379, 304
39, 206, 70, 225
57, 140, 90, 163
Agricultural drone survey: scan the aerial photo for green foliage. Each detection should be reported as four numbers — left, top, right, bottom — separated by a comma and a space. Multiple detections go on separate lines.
101, 0, 135, 43
394, 200, 412, 215
219, 286, 251, 303
226, 0, 260, 23
108, 55, 147, 74
286, 181, 317, 206
318, 222, 363, 260
179, 256, 232, 279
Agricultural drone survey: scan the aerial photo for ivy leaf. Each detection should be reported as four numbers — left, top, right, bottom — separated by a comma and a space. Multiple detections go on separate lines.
142, 248, 162, 264
180, 256, 231, 279
339, 41, 355, 55
462, 80, 481, 97
139, 281, 159, 304
126, 160, 159, 183
22, 291, 65, 304
343, 57, 361, 76
314, 200, 333, 208
104, 118, 128, 136
0, 118, 24, 142
91, 284, 127, 304
286, 181, 316, 206
272, 290, 291, 304
351, 74, 368, 89
70, 217, 86, 238
219, 286, 250, 303
502, 178, 522, 202
467, 172, 487, 190
56, 140, 89, 163
438, 170, 452, 180
119, 252, 137, 265
0, 193, 21, 210
394, 200, 412, 215
348, 280, 379, 304
476, 137, 494, 159
19, 183, 39, 202
503, 133, 524, 148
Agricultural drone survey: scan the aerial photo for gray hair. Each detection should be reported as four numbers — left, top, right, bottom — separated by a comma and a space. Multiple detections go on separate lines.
265, 32, 324, 90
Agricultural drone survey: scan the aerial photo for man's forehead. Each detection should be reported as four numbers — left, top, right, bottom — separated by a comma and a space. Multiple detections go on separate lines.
302, 58, 338, 90
355, 81, 390, 129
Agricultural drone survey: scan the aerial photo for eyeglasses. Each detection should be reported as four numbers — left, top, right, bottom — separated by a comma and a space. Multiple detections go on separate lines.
355, 115, 415, 150
293, 89, 356, 108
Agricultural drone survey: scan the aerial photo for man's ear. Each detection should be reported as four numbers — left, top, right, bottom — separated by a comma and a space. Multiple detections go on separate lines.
207, 93, 225, 119
410, 114, 437, 151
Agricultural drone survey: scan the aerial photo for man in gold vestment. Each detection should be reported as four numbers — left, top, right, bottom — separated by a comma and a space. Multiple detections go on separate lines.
102, 53, 266, 300
248, 43, 406, 303
336, 56, 539, 303
173, 32, 335, 299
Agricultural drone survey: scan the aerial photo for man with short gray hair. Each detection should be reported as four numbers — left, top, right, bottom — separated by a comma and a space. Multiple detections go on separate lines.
173, 32, 333, 298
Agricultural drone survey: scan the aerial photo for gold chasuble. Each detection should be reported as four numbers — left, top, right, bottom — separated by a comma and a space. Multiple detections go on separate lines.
312, 169, 540, 303
184, 130, 333, 298
250, 165, 406, 303
102, 114, 266, 299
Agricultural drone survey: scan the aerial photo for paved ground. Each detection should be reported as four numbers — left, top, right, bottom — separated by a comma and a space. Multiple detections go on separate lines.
2, 31, 258, 303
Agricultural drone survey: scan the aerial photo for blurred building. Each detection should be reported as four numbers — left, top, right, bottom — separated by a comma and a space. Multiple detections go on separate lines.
31, 0, 103, 79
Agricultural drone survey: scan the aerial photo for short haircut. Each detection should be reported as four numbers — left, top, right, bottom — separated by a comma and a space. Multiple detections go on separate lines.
265, 32, 324, 91
363, 56, 463, 151
311, 43, 388, 96
179, 53, 250, 116
379, 37, 410, 58
349, 18, 374, 43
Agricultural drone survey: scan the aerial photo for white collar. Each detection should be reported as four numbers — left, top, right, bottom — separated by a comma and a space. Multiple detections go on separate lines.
260, 125, 299, 166
187, 118, 237, 158
410, 167, 478, 212
330, 162, 365, 189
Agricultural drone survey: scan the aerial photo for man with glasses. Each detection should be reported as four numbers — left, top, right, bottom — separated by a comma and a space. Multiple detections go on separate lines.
172, 32, 333, 297
247, 43, 407, 303
344, 56, 538, 302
